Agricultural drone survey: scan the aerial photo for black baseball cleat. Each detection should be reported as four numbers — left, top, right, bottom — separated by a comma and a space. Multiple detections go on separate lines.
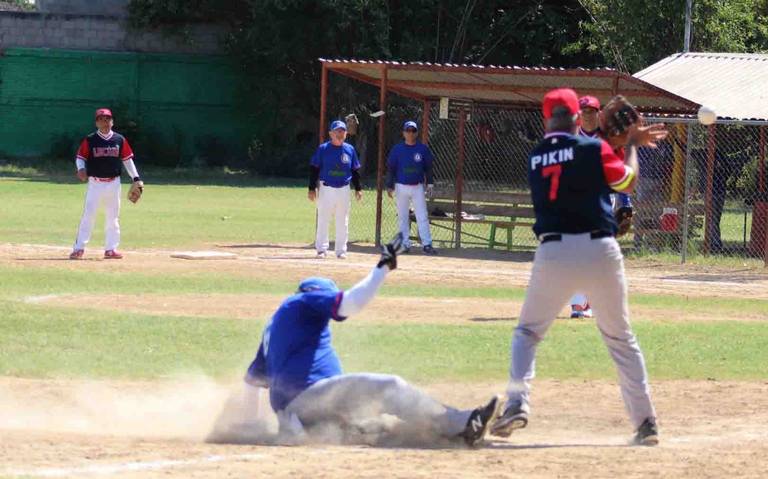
460, 395, 503, 448
490, 400, 528, 438
422, 244, 438, 255
633, 418, 659, 446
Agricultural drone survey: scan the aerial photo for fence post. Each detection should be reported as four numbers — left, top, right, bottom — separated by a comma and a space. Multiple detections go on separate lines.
681, 123, 694, 264
455, 108, 466, 248
374, 65, 388, 247
319, 63, 328, 145
421, 100, 431, 144
704, 124, 716, 255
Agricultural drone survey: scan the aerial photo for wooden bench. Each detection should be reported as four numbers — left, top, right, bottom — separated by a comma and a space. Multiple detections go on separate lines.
410, 190, 536, 249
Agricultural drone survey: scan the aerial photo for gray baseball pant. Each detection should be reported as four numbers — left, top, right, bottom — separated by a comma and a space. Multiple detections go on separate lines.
284, 373, 470, 436
506, 233, 656, 428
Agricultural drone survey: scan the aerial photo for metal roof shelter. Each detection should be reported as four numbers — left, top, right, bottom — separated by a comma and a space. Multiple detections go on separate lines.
318, 58, 702, 246
635, 52, 768, 122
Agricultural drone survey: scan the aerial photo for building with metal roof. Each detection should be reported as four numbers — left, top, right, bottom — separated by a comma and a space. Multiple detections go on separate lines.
634, 52, 768, 122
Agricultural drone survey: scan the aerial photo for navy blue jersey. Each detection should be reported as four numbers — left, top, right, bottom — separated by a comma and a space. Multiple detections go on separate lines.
528, 132, 634, 237
76, 131, 134, 179
245, 290, 345, 411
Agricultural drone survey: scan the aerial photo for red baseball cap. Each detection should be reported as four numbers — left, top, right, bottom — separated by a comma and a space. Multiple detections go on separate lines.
95, 108, 113, 119
578, 95, 600, 110
542, 88, 580, 119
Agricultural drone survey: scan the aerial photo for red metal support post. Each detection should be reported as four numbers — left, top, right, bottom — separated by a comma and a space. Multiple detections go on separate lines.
319, 63, 328, 145
760, 126, 766, 194
421, 100, 431, 144
455, 108, 466, 248
374, 66, 388, 247
704, 124, 716, 255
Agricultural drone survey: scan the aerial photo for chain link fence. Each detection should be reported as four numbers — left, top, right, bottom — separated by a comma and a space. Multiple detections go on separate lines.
322, 73, 768, 262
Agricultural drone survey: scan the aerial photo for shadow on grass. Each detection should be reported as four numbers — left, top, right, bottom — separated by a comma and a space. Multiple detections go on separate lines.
469, 317, 519, 322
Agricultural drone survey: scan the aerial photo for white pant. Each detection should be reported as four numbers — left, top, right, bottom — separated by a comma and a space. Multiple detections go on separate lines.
73, 177, 121, 251
507, 233, 655, 429
395, 183, 432, 247
316, 182, 351, 255
283, 373, 470, 438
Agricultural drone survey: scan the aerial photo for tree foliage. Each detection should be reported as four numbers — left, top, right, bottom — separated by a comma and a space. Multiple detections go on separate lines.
577, 0, 768, 72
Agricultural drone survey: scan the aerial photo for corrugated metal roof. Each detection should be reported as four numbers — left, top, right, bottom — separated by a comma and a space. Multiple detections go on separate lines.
321, 58, 698, 114
634, 52, 768, 121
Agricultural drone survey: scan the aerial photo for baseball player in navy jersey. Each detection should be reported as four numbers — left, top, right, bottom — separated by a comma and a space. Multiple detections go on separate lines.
69, 108, 142, 260
309, 120, 363, 259
491, 89, 666, 446
569, 95, 633, 319
208, 234, 501, 448
386, 120, 437, 255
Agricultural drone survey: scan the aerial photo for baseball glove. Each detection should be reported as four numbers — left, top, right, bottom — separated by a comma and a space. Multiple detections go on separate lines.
128, 180, 144, 204
615, 205, 634, 237
377, 232, 407, 270
600, 95, 640, 148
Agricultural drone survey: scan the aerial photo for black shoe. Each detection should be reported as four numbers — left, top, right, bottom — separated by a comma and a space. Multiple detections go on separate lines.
490, 400, 528, 438
633, 418, 659, 446
422, 244, 438, 255
460, 395, 503, 448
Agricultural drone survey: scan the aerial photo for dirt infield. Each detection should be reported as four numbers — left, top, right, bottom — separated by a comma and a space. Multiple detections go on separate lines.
1, 377, 767, 478
2, 242, 768, 478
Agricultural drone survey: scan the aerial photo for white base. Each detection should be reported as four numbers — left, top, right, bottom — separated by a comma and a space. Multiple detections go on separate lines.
171, 251, 237, 260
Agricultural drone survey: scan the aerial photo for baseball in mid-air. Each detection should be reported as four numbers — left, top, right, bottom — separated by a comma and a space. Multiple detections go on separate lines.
697, 105, 717, 125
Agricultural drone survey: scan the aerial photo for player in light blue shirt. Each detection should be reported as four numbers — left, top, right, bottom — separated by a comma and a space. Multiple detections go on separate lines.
208, 234, 501, 448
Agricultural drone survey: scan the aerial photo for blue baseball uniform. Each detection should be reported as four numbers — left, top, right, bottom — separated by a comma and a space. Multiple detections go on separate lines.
246, 289, 344, 412
385, 142, 436, 250
237, 267, 489, 445
309, 141, 362, 257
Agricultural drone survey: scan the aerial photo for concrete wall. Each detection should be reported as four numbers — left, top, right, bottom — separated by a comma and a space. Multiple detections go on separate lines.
37, 0, 129, 16
0, 11, 225, 54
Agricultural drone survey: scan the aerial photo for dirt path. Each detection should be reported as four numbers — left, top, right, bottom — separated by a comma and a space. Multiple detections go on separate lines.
3, 243, 768, 300
1, 377, 766, 478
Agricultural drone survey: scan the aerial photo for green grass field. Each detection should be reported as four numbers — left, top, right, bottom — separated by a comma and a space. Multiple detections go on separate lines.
2, 161, 767, 385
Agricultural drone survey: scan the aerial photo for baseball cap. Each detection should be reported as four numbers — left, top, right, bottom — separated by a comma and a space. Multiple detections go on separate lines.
329, 120, 347, 131
403, 120, 418, 131
579, 95, 601, 110
542, 88, 580, 119
95, 108, 113, 119
297, 277, 340, 293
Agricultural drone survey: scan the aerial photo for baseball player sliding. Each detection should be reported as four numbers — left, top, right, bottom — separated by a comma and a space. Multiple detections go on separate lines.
208, 233, 501, 448
69, 108, 143, 260
308, 120, 363, 259
492, 89, 666, 446
386, 120, 437, 255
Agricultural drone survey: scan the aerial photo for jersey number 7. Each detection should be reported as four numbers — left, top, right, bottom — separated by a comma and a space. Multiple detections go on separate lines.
542, 165, 562, 201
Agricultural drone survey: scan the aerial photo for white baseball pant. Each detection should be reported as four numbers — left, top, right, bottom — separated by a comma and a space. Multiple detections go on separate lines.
315, 182, 351, 255
283, 373, 470, 437
395, 183, 432, 247
73, 177, 121, 251
506, 233, 656, 429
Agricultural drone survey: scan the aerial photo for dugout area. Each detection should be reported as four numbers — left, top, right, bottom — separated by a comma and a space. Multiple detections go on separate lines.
319, 58, 768, 265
